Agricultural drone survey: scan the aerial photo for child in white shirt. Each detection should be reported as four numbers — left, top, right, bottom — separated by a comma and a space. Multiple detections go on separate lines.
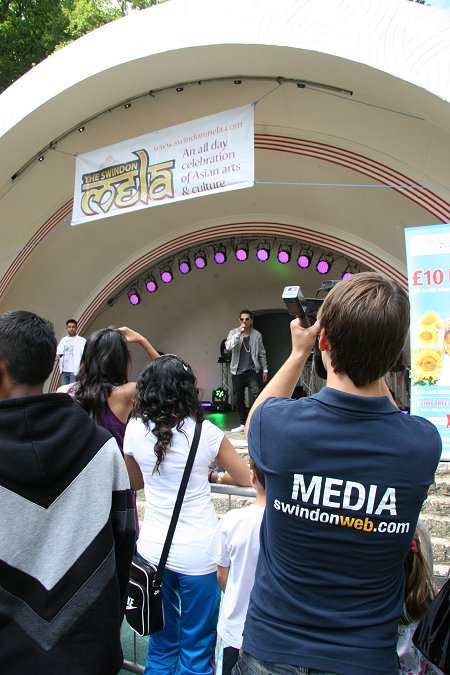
207, 459, 266, 675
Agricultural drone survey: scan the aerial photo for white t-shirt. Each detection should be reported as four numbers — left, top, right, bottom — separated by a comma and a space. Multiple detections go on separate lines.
207, 504, 264, 648
62, 337, 75, 372
123, 417, 224, 575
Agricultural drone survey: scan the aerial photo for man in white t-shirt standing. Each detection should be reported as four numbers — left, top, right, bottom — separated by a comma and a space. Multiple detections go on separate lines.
56, 319, 86, 385
207, 459, 266, 675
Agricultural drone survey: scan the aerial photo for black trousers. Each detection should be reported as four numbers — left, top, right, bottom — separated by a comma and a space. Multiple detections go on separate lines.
232, 369, 262, 423
223, 646, 240, 675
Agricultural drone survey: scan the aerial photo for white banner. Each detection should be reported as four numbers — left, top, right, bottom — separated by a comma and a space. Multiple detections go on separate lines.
71, 105, 254, 226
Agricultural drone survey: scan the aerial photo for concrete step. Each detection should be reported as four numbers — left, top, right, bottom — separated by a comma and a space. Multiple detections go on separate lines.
435, 462, 450, 476
421, 495, 450, 514
422, 462, 450, 572
428, 480, 450, 497
419, 514, 450, 538
426, 536, 450, 567
434, 564, 450, 577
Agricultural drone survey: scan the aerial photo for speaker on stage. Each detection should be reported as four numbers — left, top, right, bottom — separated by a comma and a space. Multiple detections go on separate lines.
211, 386, 230, 412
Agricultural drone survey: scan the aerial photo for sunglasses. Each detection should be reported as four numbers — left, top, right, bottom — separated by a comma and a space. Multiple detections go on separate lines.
240, 317, 251, 322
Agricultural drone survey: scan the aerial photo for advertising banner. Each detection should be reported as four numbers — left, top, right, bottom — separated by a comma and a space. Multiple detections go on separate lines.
405, 224, 450, 461
72, 105, 254, 226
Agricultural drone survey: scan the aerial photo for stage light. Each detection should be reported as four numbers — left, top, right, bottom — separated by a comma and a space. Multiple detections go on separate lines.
316, 254, 334, 275
256, 242, 271, 262
235, 242, 249, 261
277, 244, 292, 264
78, 126, 85, 133
145, 275, 158, 293
213, 387, 226, 402
213, 244, 227, 265
194, 250, 207, 269
38, 155, 45, 162
212, 386, 229, 412
341, 267, 354, 280
297, 247, 313, 269
178, 255, 191, 275
128, 288, 141, 305
317, 280, 340, 294
124, 103, 132, 109
160, 265, 173, 284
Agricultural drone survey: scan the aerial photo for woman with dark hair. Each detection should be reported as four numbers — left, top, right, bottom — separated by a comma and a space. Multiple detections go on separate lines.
58, 326, 159, 531
123, 354, 251, 675
59, 326, 158, 435
73, 326, 158, 434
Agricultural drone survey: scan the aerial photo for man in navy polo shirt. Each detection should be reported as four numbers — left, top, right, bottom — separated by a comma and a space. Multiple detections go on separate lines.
234, 272, 441, 675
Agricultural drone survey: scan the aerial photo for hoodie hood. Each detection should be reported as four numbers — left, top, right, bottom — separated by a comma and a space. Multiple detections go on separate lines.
0, 393, 110, 504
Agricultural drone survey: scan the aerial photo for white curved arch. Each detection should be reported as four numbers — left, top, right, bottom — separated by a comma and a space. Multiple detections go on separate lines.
1, 0, 450, 398
1, 0, 450, 169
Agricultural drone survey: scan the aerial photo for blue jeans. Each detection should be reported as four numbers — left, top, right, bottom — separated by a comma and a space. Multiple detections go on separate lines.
60, 371, 75, 386
232, 651, 338, 675
145, 568, 221, 675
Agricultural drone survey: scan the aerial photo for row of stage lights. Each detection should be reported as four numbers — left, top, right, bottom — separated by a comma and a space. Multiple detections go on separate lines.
127, 241, 358, 305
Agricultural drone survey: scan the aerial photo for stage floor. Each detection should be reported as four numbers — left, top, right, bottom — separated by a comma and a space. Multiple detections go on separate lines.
205, 410, 248, 449
205, 409, 240, 431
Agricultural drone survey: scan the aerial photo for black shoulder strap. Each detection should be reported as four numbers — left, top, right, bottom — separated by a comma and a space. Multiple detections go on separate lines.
155, 420, 202, 582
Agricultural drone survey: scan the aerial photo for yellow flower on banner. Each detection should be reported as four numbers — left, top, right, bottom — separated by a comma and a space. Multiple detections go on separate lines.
417, 327, 438, 345
411, 348, 443, 385
419, 311, 441, 331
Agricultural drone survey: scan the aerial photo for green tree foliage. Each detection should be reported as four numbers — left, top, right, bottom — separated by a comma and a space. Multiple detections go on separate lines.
0, 0, 163, 93
0, 0, 68, 91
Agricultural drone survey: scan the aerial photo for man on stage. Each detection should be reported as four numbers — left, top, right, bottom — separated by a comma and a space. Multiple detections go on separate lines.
225, 309, 268, 433
56, 318, 86, 385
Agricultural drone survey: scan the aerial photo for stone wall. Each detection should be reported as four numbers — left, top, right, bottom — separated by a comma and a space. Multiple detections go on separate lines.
421, 461, 450, 576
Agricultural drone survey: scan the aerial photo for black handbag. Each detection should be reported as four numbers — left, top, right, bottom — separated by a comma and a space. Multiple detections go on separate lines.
412, 576, 449, 673
125, 421, 202, 637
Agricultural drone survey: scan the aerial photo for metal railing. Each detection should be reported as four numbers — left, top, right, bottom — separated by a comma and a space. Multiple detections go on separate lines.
210, 483, 256, 507
123, 659, 144, 674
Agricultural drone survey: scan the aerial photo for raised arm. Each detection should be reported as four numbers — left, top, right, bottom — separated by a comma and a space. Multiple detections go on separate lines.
225, 327, 242, 351
117, 327, 159, 361
244, 318, 320, 436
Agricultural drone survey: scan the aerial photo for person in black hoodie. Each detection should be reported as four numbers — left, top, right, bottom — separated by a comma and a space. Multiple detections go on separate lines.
0, 310, 135, 675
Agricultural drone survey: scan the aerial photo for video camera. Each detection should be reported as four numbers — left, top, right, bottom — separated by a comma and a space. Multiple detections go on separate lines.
282, 281, 340, 323
282, 281, 341, 379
